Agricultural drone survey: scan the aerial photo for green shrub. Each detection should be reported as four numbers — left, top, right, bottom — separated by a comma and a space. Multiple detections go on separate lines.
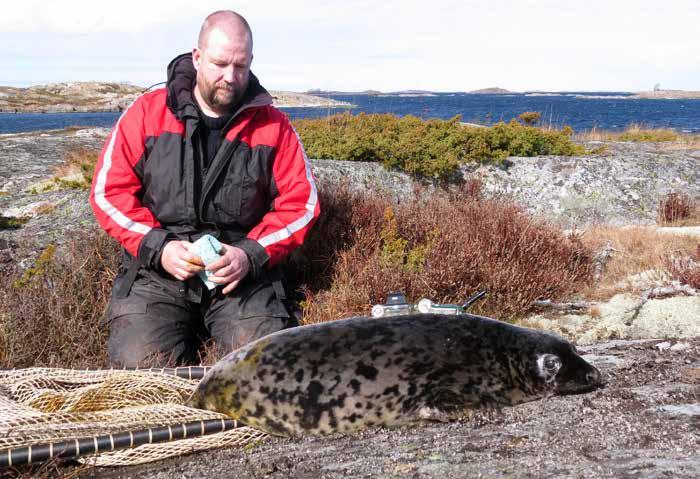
0, 216, 29, 229
294, 113, 585, 180
518, 111, 541, 126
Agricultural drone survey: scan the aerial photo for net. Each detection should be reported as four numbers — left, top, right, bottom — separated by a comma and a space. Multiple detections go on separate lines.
0, 368, 268, 467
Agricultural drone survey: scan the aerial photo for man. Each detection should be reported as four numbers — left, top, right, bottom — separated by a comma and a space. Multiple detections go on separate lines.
90, 10, 320, 367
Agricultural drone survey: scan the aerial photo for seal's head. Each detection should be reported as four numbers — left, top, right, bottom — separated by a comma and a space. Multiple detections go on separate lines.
496, 326, 604, 400
534, 341, 604, 395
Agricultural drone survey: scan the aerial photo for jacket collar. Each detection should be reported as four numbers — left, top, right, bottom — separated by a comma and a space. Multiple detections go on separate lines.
165, 52, 273, 122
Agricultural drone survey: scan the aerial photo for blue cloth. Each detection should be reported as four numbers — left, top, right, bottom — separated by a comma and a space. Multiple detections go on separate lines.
189, 235, 223, 289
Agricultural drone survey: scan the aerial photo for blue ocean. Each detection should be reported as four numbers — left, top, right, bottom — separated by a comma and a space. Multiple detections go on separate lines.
1, 92, 699, 135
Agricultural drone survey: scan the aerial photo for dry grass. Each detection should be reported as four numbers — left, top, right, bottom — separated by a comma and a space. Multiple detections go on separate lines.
578, 225, 699, 300
54, 147, 100, 188
576, 125, 700, 147
0, 230, 119, 368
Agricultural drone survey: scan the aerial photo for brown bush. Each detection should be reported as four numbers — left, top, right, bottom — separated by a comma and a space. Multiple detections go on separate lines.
666, 244, 700, 289
0, 230, 119, 368
658, 192, 693, 225
290, 182, 594, 323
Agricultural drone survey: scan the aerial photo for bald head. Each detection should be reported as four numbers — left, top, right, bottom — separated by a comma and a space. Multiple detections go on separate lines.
198, 10, 253, 51
192, 10, 254, 117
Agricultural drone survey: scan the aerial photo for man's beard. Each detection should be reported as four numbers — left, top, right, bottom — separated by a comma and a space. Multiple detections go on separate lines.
198, 76, 247, 113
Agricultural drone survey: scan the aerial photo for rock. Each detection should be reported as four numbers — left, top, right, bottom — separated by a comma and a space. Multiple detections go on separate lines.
1, 200, 55, 219
670, 342, 692, 351
630, 296, 700, 338
580, 353, 628, 368
617, 269, 671, 290
653, 404, 700, 417
523, 294, 700, 344
680, 367, 700, 383
466, 142, 698, 227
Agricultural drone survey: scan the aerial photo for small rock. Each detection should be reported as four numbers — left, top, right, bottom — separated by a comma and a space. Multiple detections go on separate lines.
680, 368, 700, 384
669, 342, 691, 351
392, 463, 417, 475
617, 269, 671, 290
654, 404, 700, 417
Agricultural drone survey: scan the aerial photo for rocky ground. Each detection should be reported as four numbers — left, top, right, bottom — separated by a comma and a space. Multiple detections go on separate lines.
86, 338, 699, 479
0, 128, 698, 477
0, 82, 350, 113
311, 141, 700, 228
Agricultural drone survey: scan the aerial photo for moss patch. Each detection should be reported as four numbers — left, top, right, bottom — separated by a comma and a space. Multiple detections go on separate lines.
0, 216, 29, 230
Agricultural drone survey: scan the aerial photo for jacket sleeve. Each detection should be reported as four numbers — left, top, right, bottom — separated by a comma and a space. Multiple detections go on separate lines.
89, 96, 172, 268
238, 115, 320, 275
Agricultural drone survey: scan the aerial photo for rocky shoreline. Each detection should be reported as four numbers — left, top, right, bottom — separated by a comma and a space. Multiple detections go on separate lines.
0, 82, 351, 113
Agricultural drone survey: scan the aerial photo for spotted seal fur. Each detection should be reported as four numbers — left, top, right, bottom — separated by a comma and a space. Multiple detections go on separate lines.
189, 313, 603, 436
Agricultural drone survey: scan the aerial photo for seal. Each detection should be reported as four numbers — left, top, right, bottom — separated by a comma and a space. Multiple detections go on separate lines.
188, 313, 603, 436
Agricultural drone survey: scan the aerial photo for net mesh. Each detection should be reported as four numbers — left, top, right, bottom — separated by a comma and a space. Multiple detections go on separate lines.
0, 368, 268, 466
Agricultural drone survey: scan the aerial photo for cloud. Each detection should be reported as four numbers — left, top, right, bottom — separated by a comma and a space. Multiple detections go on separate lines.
2, 0, 699, 90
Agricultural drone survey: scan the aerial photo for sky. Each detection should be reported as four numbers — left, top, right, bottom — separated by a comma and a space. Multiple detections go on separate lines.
2, 0, 699, 92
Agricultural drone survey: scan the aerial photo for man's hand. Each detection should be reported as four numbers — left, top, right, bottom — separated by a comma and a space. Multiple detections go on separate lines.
160, 240, 204, 281
207, 244, 250, 294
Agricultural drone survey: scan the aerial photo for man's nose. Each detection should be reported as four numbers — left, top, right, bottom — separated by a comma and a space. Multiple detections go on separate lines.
222, 66, 236, 83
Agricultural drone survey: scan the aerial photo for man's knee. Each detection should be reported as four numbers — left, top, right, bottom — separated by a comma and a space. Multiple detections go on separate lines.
107, 314, 160, 367
105, 291, 199, 367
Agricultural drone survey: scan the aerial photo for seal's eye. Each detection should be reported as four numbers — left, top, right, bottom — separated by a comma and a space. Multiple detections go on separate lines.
536, 354, 562, 383
544, 356, 561, 371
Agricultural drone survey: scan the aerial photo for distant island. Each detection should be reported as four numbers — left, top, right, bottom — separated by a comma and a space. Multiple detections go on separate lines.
466, 87, 512, 94
307, 87, 513, 96
306, 89, 436, 96
631, 89, 700, 99
0, 82, 352, 113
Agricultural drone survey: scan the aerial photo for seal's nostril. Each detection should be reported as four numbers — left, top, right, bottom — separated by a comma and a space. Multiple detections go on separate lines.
586, 369, 601, 384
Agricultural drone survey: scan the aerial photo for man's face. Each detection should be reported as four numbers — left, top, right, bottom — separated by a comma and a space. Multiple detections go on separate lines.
193, 27, 253, 115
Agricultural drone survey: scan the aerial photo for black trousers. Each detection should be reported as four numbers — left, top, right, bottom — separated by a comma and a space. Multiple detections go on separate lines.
104, 271, 294, 367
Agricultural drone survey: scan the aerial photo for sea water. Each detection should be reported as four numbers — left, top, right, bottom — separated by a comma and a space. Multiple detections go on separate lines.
1, 92, 698, 135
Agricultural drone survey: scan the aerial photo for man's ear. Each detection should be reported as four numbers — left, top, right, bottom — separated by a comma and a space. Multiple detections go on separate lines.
192, 48, 202, 71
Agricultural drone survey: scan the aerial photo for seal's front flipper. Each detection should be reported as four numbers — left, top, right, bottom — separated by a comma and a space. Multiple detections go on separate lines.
417, 406, 465, 422
417, 389, 470, 422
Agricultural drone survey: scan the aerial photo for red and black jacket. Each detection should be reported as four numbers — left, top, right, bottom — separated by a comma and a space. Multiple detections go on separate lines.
90, 53, 320, 297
